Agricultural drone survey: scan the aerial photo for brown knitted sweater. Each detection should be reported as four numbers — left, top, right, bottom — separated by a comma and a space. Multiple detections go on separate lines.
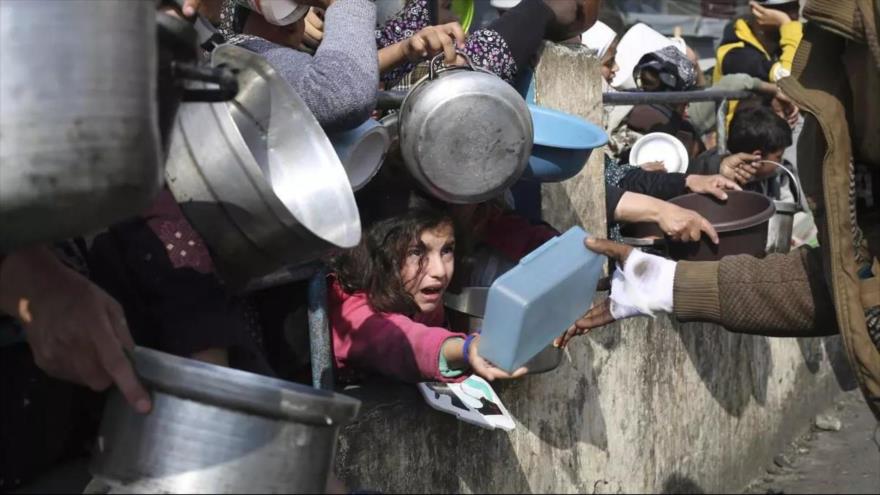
673, 248, 839, 337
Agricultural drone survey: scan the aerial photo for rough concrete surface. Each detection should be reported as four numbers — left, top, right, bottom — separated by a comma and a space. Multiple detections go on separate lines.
334, 43, 853, 493
744, 390, 880, 494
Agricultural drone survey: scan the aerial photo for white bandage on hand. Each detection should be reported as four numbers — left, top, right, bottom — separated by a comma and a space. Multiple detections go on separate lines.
608, 248, 677, 320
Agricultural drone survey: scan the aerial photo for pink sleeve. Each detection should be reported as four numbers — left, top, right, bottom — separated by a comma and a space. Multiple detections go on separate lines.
483, 213, 559, 262
329, 282, 466, 383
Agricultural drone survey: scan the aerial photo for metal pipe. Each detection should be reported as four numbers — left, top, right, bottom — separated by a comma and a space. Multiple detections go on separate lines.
308, 268, 334, 390
603, 89, 758, 105
716, 99, 728, 154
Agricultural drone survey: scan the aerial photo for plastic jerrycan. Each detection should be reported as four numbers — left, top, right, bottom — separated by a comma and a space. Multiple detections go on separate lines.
479, 226, 606, 372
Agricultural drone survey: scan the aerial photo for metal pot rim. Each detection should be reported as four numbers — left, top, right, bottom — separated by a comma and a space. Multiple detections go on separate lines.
130, 347, 360, 426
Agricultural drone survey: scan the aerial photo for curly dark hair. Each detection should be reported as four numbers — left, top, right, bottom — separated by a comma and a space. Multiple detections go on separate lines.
331, 201, 456, 316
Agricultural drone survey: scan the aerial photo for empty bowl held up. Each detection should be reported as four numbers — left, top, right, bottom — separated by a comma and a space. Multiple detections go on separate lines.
327, 118, 390, 192
523, 104, 608, 182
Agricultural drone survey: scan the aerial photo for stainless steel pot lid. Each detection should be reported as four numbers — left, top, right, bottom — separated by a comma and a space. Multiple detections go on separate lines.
129, 347, 360, 426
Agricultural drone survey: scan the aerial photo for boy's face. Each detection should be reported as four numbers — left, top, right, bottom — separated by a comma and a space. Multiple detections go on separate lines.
754, 149, 785, 178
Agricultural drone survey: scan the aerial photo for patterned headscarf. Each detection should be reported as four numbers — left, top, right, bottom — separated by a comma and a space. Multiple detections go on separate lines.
633, 45, 697, 92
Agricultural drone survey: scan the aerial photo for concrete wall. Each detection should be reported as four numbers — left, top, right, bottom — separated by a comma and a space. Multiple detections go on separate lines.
334, 43, 851, 494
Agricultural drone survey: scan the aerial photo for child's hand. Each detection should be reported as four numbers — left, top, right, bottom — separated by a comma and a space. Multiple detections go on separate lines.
749, 1, 792, 28
720, 152, 761, 185
300, 8, 324, 53
468, 335, 528, 381
400, 22, 467, 66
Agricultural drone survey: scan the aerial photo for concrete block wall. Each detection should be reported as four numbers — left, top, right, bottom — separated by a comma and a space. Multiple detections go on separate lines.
334, 43, 851, 493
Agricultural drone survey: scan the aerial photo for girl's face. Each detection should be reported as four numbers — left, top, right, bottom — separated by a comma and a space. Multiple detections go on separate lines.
400, 222, 455, 313
600, 50, 619, 85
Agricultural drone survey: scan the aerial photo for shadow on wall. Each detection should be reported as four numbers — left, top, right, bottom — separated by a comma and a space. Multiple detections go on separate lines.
674, 321, 773, 417
663, 473, 706, 494
798, 337, 824, 374
822, 335, 859, 391
499, 336, 610, 490
338, 382, 533, 493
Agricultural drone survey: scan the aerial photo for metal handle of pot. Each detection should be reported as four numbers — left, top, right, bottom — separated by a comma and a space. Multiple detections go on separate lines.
757, 160, 806, 212
427, 51, 478, 80
175, 62, 239, 102
621, 236, 665, 247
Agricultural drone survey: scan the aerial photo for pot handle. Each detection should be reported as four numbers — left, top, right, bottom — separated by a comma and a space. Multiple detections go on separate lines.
427, 51, 479, 80
620, 236, 666, 248
758, 160, 807, 213
175, 62, 239, 102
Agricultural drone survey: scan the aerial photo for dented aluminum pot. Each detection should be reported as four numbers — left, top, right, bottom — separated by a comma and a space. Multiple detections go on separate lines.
396, 53, 533, 204
90, 347, 360, 494
165, 45, 361, 287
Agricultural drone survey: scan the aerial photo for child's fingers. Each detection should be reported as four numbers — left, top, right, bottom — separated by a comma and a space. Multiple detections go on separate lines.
410, 36, 427, 57
442, 21, 466, 47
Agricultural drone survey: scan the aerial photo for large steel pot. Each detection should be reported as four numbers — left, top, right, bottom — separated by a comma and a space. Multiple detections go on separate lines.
0, 0, 162, 251
90, 347, 360, 494
165, 44, 361, 287
396, 54, 533, 204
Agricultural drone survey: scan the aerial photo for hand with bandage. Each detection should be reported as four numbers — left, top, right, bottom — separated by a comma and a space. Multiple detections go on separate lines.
554, 238, 677, 348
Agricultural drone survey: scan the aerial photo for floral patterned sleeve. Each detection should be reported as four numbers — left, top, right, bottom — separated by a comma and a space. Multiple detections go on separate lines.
461, 28, 516, 82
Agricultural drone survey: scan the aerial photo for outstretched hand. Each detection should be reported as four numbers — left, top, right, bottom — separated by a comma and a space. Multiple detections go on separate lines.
554, 238, 632, 348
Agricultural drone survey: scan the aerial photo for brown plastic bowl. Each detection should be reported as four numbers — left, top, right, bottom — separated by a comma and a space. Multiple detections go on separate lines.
621, 190, 776, 261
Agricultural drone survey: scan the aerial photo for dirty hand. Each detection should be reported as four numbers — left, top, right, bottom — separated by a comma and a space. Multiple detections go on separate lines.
556, 238, 676, 347
159, 0, 203, 18
773, 88, 800, 128
401, 22, 467, 66
685, 174, 742, 201
750, 1, 791, 28
657, 203, 719, 244
543, 0, 598, 42
300, 8, 325, 52
0, 247, 151, 414
719, 152, 761, 185
468, 335, 528, 381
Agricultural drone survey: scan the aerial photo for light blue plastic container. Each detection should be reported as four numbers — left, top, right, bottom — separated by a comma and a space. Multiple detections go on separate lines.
479, 226, 606, 372
524, 104, 608, 182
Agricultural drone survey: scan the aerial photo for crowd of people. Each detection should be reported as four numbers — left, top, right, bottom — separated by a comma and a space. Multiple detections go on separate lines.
0, 0, 877, 490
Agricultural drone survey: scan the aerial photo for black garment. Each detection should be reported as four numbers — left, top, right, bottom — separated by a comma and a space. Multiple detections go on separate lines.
623, 105, 706, 163
718, 19, 776, 81
605, 169, 689, 222
88, 220, 273, 376
489, 0, 556, 72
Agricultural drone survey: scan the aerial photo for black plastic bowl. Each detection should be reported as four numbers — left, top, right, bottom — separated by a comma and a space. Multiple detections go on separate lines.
622, 190, 776, 261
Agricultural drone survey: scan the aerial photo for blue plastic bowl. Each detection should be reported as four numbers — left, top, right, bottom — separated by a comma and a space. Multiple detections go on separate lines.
524, 104, 608, 182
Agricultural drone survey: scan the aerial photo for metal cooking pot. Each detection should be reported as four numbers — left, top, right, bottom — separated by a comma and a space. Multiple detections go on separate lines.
396, 54, 533, 204
761, 160, 806, 254
90, 347, 360, 494
155, 7, 238, 159
165, 45, 361, 288
0, 0, 161, 251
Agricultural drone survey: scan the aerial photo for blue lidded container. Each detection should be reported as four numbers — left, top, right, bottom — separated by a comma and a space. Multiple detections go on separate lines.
479, 226, 606, 372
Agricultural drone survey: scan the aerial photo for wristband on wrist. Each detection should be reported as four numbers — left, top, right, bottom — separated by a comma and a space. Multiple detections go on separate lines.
462, 334, 477, 366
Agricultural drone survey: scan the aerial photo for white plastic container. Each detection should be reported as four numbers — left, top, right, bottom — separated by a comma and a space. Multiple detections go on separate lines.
235, 0, 309, 26
479, 226, 606, 372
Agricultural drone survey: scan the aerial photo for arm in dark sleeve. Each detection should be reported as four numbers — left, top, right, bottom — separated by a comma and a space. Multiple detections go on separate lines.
606, 184, 625, 222
687, 150, 724, 175
721, 46, 775, 81
618, 169, 689, 200
482, 0, 555, 73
